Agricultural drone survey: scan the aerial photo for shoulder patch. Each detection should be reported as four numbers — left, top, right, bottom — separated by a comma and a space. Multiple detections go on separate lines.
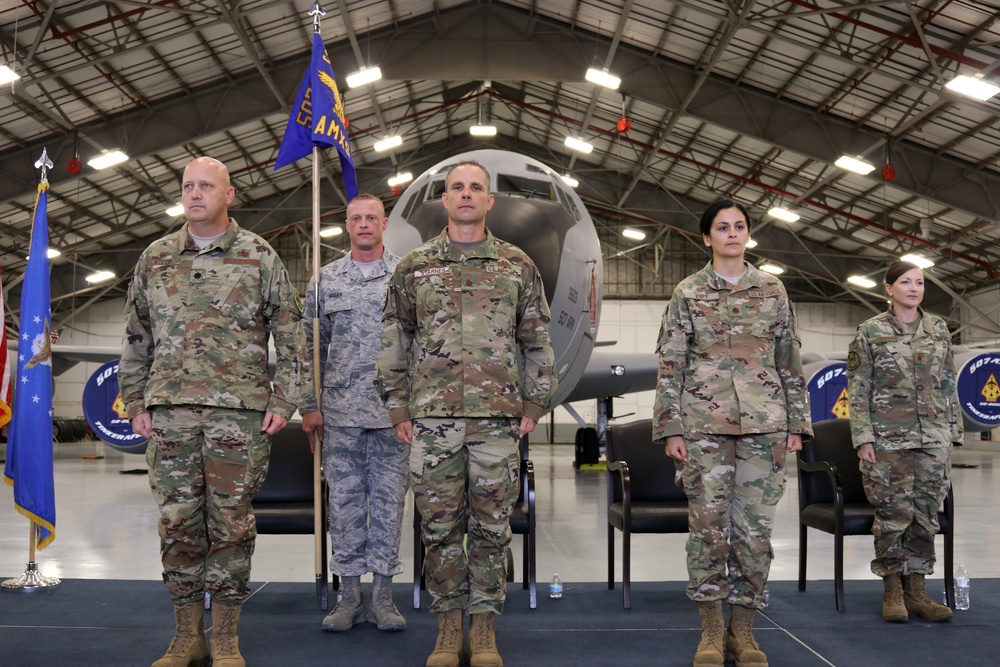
847, 350, 860, 372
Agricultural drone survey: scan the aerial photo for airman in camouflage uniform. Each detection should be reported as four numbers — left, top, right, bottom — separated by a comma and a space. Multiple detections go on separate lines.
376, 161, 555, 667
653, 200, 810, 667
120, 156, 305, 667
300, 194, 409, 633
847, 260, 960, 623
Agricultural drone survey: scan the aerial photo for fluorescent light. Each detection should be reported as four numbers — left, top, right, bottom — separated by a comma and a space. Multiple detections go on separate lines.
387, 172, 412, 187
834, 155, 876, 175
901, 253, 934, 269
847, 275, 877, 289
85, 270, 116, 284
346, 66, 382, 88
469, 124, 498, 137
745, 238, 758, 248
768, 206, 800, 223
585, 67, 621, 90
0, 64, 19, 84
373, 135, 402, 152
26, 248, 61, 261
760, 263, 784, 275
564, 136, 594, 153
319, 226, 343, 238
561, 173, 579, 188
87, 150, 129, 170
945, 74, 1000, 102
165, 203, 184, 217
622, 228, 646, 241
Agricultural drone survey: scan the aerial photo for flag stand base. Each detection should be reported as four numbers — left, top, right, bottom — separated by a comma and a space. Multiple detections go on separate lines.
1, 561, 61, 590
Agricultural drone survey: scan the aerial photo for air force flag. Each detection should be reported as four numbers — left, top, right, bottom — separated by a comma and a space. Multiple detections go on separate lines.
3, 182, 56, 549
275, 32, 359, 200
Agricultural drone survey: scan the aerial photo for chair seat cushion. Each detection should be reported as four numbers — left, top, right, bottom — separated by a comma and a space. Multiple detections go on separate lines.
509, 503, 530, 533
254, 503, 317, 534
801, 503, 875, 535
608, 502, 689, 533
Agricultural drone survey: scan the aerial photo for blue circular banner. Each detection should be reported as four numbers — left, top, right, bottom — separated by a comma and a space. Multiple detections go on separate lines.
957, 352, 1000, 431
82, 359, 148, 452
806, 361, 849, 423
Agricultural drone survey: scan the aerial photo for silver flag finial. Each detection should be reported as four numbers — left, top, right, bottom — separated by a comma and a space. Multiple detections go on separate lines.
35, 148, 54, 184
309, 2, 326, 32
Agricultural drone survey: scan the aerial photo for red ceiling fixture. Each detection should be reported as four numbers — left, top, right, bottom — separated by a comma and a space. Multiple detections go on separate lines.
881, 164, 897, 181
616, 117, 631, 133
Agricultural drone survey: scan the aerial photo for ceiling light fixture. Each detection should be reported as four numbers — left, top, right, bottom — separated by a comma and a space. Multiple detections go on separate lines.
564, 136, 594, 154
585, 67, 621, 90
346, 66, 382, 88
319, 226, 343, 238
561, 174, 579, 188
760, 263, 785, 275
85, 270, 116, 284
901, 253, 934, 269
387, 172, 412, 187
373, 135, 403, 152
834, 155, 876, 175
622, 228, 646, 241
26, 248, 61, 261
847, 275, 877, 289
165, 204, 184, 217
945, 74, 1000, 102
87, 150, 130, 170
745, 238, 758, 249
768, 206, 800, 223
0, 64, 20, 84
469, 125, 497, 137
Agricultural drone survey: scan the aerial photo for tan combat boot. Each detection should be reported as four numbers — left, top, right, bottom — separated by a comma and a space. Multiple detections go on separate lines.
726, 604, 768, 667
322, 575, 366, 631
210, 602, 246, 667
367, 573, 406, 631
902, 573, 953, 621
426, 608, 465, 667
152, 602, 210, 667
881, 574, 908, 622
469, 611, 503, 667
694, 600, 725, 667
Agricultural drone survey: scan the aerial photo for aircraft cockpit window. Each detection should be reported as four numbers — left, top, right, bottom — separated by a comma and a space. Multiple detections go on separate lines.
496, 174, 555, 202
402, 184, 428, 220
554, 185, 582, 222
427, 179, 447, 200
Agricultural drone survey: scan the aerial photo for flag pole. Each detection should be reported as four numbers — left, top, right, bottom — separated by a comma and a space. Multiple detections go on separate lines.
308, 0, 329, 612
2, 149, 60, 592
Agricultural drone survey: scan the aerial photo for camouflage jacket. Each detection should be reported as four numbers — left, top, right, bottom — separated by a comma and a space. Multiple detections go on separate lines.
375, 227, 556, 424
846, 307, 962, 450
653, 261, 811, 440
119, 219, 305, 419
299, 250, 400, 428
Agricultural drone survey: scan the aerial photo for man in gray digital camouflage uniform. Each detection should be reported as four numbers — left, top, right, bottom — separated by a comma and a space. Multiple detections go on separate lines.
653, 200, 811, 667
376, 161, 556, 667
120, 156, 305, 667
300, 194, 408, 633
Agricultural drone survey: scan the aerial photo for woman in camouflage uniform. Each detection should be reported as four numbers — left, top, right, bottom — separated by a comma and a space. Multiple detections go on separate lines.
654, 200, 811, 667
847, 260, 960, 623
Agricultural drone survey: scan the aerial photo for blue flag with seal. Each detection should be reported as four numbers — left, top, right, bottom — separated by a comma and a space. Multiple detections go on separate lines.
3, 182, 56, 549
275, 32, 359, 200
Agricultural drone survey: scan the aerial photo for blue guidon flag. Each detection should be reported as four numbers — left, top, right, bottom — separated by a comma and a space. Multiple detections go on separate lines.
275, 32, 359, 200
4, 182, 56, 549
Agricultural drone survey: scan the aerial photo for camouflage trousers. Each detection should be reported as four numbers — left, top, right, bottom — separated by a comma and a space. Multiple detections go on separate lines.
410, 417, 521, 615
676, 431, 788, 609
324, 426, 408, 577
861, 446, 950, 577
146, 405, 270, 605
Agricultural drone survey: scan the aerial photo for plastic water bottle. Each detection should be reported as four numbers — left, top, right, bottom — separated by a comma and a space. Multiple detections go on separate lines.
549, 573, 563, 599
955, 565, 970, 610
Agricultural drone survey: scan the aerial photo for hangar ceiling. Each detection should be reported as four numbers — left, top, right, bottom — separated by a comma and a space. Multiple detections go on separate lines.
1, 0, 999, 339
